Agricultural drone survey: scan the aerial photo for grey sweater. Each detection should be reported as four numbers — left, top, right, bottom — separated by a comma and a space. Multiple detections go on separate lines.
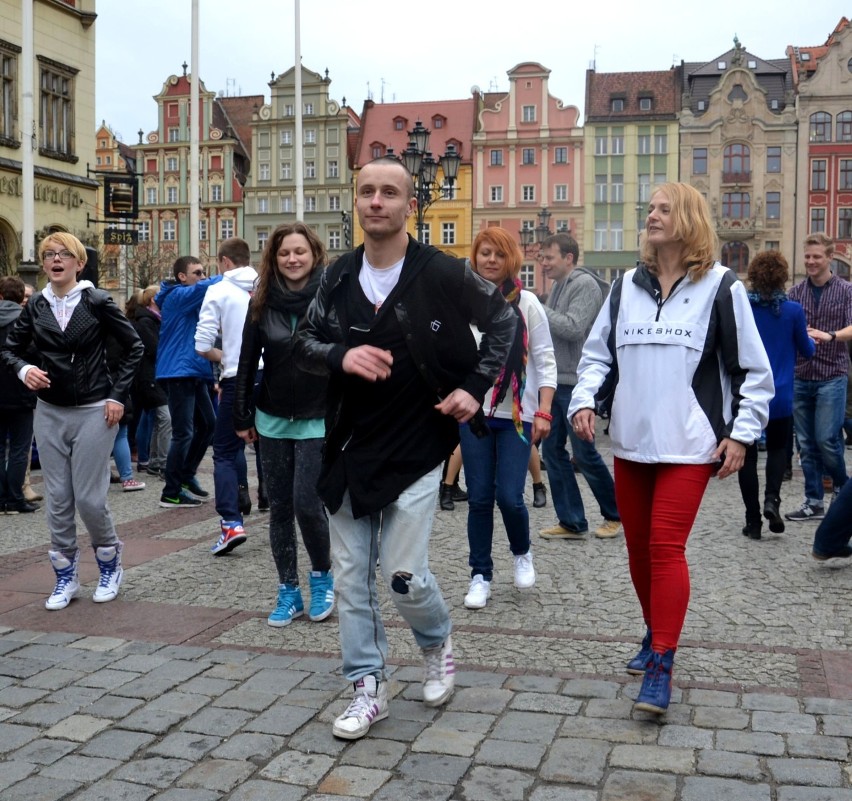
544, 269, 604, 385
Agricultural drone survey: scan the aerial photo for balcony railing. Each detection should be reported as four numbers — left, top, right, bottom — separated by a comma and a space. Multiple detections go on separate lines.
722, 171, 751, 184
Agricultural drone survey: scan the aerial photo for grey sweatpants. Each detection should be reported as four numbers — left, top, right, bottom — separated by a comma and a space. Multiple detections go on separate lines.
33, 400, 120, 555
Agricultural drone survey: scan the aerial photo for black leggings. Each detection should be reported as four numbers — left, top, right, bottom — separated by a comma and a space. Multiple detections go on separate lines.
737, 416, 792, 525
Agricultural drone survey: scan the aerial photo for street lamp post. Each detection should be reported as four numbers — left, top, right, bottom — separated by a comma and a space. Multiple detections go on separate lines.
518, 207, 554, 256
400, 120, 461, 242
341, 211, 352, 250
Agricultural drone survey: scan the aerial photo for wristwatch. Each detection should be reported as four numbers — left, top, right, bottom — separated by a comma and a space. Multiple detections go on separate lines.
829, 331, 837, 340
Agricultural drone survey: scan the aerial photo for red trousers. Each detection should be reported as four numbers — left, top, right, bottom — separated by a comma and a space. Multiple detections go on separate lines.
614, 458, 715, 654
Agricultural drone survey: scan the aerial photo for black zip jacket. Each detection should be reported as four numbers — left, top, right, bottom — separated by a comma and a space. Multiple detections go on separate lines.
132, 307, 168, 409
0, 288, 143, 407
0, 300, 36, 410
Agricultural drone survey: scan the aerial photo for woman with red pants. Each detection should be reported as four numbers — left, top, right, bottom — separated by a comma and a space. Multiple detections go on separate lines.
568, 183, 773, 714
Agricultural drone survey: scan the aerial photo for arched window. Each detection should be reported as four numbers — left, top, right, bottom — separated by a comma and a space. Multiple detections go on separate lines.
721, 241, 749, 273
723, 143, 750, 182
809, 112, 832, 143
837, 111, 852, 142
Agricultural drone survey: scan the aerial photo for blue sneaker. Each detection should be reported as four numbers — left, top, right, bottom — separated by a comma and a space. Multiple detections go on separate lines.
626, 628, 653, 675
634, 649, 675, 714
268, 584, 304, 627
308, 571, 335, 622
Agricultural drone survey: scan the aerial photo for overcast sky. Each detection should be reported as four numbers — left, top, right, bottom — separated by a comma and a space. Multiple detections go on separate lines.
96, 1, 850, 145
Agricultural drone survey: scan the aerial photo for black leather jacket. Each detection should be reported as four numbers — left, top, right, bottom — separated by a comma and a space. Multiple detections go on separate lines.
0, 287, 143, 407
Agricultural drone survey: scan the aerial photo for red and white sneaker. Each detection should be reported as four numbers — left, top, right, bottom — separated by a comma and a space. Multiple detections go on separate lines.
211, 523, 247, 556
122, 479, 146, 492
332, 675, 388, 740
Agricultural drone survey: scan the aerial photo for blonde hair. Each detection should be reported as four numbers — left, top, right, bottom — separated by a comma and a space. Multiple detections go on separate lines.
141, 284, 159, 307
640, 182, 718, 280
38, 232, 87, 265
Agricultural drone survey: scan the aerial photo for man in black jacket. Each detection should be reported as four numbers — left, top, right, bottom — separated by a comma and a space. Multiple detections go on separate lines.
295, 157, 516, 740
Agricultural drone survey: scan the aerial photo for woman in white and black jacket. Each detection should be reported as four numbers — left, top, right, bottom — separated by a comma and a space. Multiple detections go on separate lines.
568, 183, 773, 715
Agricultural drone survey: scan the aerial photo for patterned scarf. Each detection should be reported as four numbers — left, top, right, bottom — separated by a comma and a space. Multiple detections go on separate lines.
488, 277, 528, 440
747, 289, 787, 318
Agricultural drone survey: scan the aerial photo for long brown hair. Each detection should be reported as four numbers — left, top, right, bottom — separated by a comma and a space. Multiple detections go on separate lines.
251, 222, 327, 321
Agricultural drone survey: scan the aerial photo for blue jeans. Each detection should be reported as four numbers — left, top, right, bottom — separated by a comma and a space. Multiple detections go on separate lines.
793, 376, 849, 504
0, 408, 33, 505
460, 420, 532, 581
813, 479, 852, 557
162, 378, 216, 498
328, 465, 451, 683
213, 379, 245, 523
135, 409, 152, 465
541, 384, 620, 531
111, 422, 133, 481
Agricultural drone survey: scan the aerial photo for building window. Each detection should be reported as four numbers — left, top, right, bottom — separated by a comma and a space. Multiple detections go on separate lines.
259, 163, 270, 180
168, 128, 179, 142
654, 134, 667, 154
723, 143, 751, 182
138, 221, 150, 242
371, 145, 383, 159
766, 192, 781, 219
211, 184, 223, 202
257, 197, 268, 214
281, 196, 292, 213
638, 174, 651, 202
811, 160, 827, 191
325, 229, 340, 250
594, 223, 607, 251
145, 187, 157, 205
839, 209, 852, 239
305, 129, 316, 144
305, 161, 316, 178
611, 221, 623, 251
838, 111, 852, 142
611, 98, 624, 112
305, 196, 316, 212
280, 130, 292, 145
199, 219, 207, 241
433, 116, 443, 129
257, 229, 268, 252
328, 160, 339, 178
520, 263, 535, 289
765, 240, 779, 251
490, 185, 503, 202
39, 58, 76, 157
166, 157, 178, 172
554, 147, 568, 164
554, 185, 568, 202
166, 186, 177, 204
284, 104, 294, 117
611, 135, 624, 155
490, 149, 503, 166
421, 223, 431, 245
441, 222, 456, 245
766, 146, 781, 173
639, 97, 652, 111
693, 148, 708, 175
610, 174, 624, 203
809, 112, 832, 143
329, 195, 340, 211
520, 148, 534, 165
96, 155, 101, 165
595, 175, 607, 203
840, 160, 852, 190
220, 219, 234, 239
638, 134, 651, 155
810, 208, 825, 233
721, 241, 749, 272
522, 185, 535, 202
394, 118, 405, 130
281, 162, 291, 180
595, 135, 607, 155
162, 220, 176, 241
723, 192, 750, 219
1, 46, 18, 142
440, 180, 456, 200
654, 172, 666, 188
304, 103, 313, 115
522, 105, 536, 122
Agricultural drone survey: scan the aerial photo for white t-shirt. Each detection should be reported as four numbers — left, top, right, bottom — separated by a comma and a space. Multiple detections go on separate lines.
359, 255, 404, 312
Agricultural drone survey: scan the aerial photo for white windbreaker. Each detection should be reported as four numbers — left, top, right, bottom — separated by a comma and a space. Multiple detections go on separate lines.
567, 263, 773, 464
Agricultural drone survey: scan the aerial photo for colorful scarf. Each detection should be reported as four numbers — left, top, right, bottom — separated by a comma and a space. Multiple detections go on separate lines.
488, 277, 528, 440
747, 289, 787, 318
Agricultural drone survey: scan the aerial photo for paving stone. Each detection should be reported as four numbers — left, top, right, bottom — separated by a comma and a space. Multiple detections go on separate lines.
119, 706, 188, 734
694, 705, 751, 730
209, 732, 286, 762
0, 686, 48, 707
697, 749, 764, 780
372, 778, 454, 801
12, 738, 78, 766
431, 710, 494, 734
447, 687, 513, 713
146, 732, 222, 760
562, 679, 621, 699
383, 697, 439, 723
39, 754, 122, 782
504, 674, 562, 693
148, 691, 211, 716
22, 668, 85, 691
610, 744, 695, 774
803, 698, 852, 716
148, 790, 220, 801
752, 711, 816, 735
776, 788, 852, 801
154, 645, 213, 662
540, 738, 610, 784
601, 769, 678, 801
339, 738, 407, 769
11, 703, 80, 727
243, 702, 317, 735
681, 776, 771, 801
490, 710, 562, 743
767, 757, 844, 786
364, 716, 427, 743
531, 787, 597, 801
475, 737, 547, 770
411, 725, 484, 756
510, 692, 583, 715
112, 756, 194, 789
716, 730, 786, 756
318, 766, 390, 796
212, 688, 279, 713
286, 656, 340, 674
240, 668, 310, 695
70, 637, 129, 653
787, 734, 850, 761
461, 765, 534, 801
79, 729, 157, 760
176, 676, 238, 696
822, 716, 852, 737
43, 714, 109, 742
285, 721, 349, 757
109, 654, 171, 673
0, 775, 81, 800
686, 689, 740, 707
0, 760, 37, 791
742, 692, 801, 712
658, 724, 714, 749
396, 752, 470, 785
73, 669, 137, 691
176, 758, 257, 792
181, 706, 253, 737
49, 686, 107, 707
84, 695, 145, 720
558, 716, 659, 744
260, 749, 335, 785
586, 698, 636, 719
229, 780, 307, 801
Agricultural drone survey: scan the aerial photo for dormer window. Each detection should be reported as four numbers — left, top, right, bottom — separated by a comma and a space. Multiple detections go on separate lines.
717, 60, 727, 70
801, 52, 811, 61
748, 59, 757, 69
393, 116, 407, 131
697, 100, 707, 111
611, 98, 624, 112
770, 99, 779, 110
639, 97, 652, 111
432, 114, 446, 129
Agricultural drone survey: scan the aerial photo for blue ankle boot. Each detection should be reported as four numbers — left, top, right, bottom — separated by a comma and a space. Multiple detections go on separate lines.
626, 628, 652, 675
634, 649, 675, 714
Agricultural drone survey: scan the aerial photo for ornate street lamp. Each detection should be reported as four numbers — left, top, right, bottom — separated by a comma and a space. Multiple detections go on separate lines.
519, 207, 554, 255
400, 120, 461, 242
341, 211, 352, 249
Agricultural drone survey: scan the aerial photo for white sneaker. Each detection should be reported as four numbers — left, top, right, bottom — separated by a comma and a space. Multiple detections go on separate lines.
332, 675, 388, 740
422, 634, 455, 707
45, 550, 80, 611
513, 551, 536, 589
464, 575, 491, 609
92, 544, 123, 603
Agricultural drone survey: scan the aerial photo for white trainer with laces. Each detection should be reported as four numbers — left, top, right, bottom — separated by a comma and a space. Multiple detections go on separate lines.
513, 551, 536, 589
45, 550, 80, 611
464, 575, 491, 609
92, 543, 123, 603
332, 675, 388, 740
422, 634, 455, 707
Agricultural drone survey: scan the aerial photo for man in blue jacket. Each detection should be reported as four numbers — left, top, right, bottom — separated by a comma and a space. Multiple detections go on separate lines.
155, 256, 223, 507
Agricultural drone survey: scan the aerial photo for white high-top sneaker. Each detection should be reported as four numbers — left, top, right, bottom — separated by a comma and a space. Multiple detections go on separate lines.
92, 543, 123, 603
45, 550, 80, 611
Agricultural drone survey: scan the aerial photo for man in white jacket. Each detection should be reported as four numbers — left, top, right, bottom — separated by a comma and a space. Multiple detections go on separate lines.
195, 238, 258, 555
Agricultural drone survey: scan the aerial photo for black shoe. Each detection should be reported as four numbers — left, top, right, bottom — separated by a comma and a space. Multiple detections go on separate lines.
782, 468, 793, 482
439, 484, 454, 511
238, 484, 252, 516
742, 522, 762, 540
450, 482, 468, 502
182, 478, 210, 501
146, 466, 166, 480
813, 545, 852, 561
532, 482, 547, 508
160, 491, 202, 508
6, 500, 40, 514
763, 499, 785, 534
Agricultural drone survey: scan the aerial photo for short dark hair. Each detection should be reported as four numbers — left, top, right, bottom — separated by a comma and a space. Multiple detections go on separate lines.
359, 156, 416, 199
218, 237, 251, 266
542, 232, 579, 263
172, 255, 203, 281
0, 275, 25, 304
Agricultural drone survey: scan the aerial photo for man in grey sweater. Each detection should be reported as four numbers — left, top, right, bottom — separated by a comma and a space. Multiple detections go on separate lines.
538, 233, 621, 540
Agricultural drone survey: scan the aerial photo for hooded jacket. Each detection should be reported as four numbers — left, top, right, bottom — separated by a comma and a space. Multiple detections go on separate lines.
132, 305, 168, 409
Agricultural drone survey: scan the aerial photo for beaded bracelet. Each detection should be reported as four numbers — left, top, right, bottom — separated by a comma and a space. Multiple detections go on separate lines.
534, 411, 553, 422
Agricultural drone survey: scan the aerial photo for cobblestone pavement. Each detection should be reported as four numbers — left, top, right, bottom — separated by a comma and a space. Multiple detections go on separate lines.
0, 437, 850, 800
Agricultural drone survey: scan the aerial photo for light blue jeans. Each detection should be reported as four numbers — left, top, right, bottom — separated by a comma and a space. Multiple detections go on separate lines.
329, 465, 451, 683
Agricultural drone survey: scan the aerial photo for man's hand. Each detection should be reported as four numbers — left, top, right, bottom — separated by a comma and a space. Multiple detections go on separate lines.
435, 388, 479, 423
104, 400, 124, 428
342, 345, 393, 382
712, 437, 745, 479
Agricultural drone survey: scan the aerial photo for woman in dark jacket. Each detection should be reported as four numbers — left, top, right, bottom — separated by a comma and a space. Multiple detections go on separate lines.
0, 232, 143, 611
234, 222, 332, 627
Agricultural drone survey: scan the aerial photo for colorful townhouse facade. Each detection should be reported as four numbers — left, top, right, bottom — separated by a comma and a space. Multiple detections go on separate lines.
0, 0, 98, 281
472, 62, 583, 293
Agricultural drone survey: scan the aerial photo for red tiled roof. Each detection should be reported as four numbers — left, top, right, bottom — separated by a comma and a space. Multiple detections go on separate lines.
586, 70, 680, 121
218, 95, 264, 156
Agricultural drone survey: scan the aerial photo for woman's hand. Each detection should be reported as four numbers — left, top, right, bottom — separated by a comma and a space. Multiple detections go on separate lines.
236, 427, 258, 444
712, 437, 745, 479
104, 401, 124, 428
532, 416, 551, 444
571, 408, 596, 442
22, 366, 50, 391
